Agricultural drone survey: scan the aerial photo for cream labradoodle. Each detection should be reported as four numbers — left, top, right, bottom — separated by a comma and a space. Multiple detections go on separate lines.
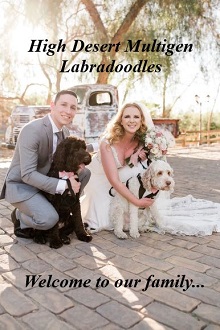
109, 160, 175, 239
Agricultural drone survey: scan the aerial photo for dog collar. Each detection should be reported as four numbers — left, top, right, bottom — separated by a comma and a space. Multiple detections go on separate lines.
144, 190, 159, 199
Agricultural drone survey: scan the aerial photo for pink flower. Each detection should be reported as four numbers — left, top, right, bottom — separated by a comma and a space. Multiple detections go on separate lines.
59, 171, 75, 179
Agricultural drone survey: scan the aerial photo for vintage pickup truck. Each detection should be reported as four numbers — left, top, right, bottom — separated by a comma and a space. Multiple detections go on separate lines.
3, 83, 179, 148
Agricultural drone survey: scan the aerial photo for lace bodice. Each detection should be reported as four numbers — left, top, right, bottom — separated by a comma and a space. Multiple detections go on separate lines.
96, 139, 123, 169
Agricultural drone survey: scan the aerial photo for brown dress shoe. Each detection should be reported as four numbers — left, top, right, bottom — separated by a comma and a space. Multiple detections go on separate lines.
11, 209, 35, 239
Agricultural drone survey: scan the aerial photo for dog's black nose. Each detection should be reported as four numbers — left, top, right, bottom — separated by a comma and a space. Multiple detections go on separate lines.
166, 181, 171, 186
84, 155, 92, 165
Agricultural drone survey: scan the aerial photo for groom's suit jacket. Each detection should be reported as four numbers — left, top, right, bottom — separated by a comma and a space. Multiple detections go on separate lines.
0, 115, 69, 203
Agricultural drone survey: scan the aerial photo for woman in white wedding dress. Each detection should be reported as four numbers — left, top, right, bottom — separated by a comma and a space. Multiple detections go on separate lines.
81, 102, 154, 231
81, 102, 220, 236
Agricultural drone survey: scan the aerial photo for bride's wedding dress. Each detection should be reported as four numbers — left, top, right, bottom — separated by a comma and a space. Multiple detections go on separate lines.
81, 144, 220, 236
152, 192, 220, 236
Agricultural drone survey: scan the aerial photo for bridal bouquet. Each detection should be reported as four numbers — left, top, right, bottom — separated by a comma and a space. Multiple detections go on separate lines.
143, 127, 170, 161
126, 126, 175, 167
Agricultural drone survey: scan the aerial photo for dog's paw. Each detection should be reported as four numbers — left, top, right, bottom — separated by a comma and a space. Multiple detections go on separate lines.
49, 239, 63, 249
33, 234, 47, 245
61, 235, 71, 245
114, 230, 128, 239
139, 226, 150, 233
77, 233, 93, 243
130, 230, 140, 238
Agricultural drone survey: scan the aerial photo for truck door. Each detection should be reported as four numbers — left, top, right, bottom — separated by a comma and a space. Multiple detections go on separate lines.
84, 90, 117, 142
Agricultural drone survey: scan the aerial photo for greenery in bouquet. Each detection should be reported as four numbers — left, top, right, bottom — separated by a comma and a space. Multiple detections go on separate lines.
126, 126, 175, 167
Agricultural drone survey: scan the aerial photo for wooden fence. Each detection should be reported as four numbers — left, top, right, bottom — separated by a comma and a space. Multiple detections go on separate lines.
175, 129, 220, 147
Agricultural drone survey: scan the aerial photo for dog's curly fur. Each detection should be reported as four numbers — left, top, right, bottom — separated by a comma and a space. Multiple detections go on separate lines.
34, 136, 92, 249
109, 160, 175, 239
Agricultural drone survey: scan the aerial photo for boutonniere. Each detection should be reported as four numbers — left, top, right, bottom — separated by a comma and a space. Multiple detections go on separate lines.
59, 171, 75, 179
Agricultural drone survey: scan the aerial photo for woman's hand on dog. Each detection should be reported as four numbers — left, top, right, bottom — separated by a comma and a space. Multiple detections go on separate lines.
135, 198, 154, 208
67, 175, 81, 194
138, 148, 147, 161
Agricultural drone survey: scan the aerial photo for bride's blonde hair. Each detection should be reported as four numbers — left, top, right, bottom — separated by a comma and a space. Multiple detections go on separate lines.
102, 102, 147, 145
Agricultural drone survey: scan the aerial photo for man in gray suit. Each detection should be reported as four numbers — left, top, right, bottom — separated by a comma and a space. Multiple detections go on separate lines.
0, 89, 91, 238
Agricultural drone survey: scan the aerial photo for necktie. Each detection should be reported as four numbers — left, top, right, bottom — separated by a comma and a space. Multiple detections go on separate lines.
56, 131, 64, 147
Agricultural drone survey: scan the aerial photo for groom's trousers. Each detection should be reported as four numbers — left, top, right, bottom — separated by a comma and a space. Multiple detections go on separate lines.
12, 168, 91, 230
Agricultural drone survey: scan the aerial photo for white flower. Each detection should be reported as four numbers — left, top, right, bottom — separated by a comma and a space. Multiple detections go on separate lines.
145, 136, 153, 144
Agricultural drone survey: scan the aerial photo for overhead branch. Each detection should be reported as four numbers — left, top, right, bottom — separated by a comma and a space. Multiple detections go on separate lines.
80, 0, 108, 39
83, 0, 148, 83
0, 95, 28, 105
0, 83, 47, 105
111, 0, 147, 47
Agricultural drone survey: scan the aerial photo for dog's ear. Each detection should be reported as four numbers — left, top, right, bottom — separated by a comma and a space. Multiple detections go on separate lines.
141, 166, 153, 191
80, 140, 87, 150
167, 164, 174, 177
65, 143, 82, 172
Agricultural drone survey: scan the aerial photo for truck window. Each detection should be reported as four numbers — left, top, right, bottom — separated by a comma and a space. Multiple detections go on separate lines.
89, 92, 112, 107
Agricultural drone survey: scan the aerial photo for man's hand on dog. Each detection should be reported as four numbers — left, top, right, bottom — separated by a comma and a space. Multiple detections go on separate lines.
67, 175, 81, 194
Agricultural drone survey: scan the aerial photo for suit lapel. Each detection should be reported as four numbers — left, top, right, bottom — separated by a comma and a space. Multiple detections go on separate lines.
42, 116, 70, 162
43, 115, 53, 162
